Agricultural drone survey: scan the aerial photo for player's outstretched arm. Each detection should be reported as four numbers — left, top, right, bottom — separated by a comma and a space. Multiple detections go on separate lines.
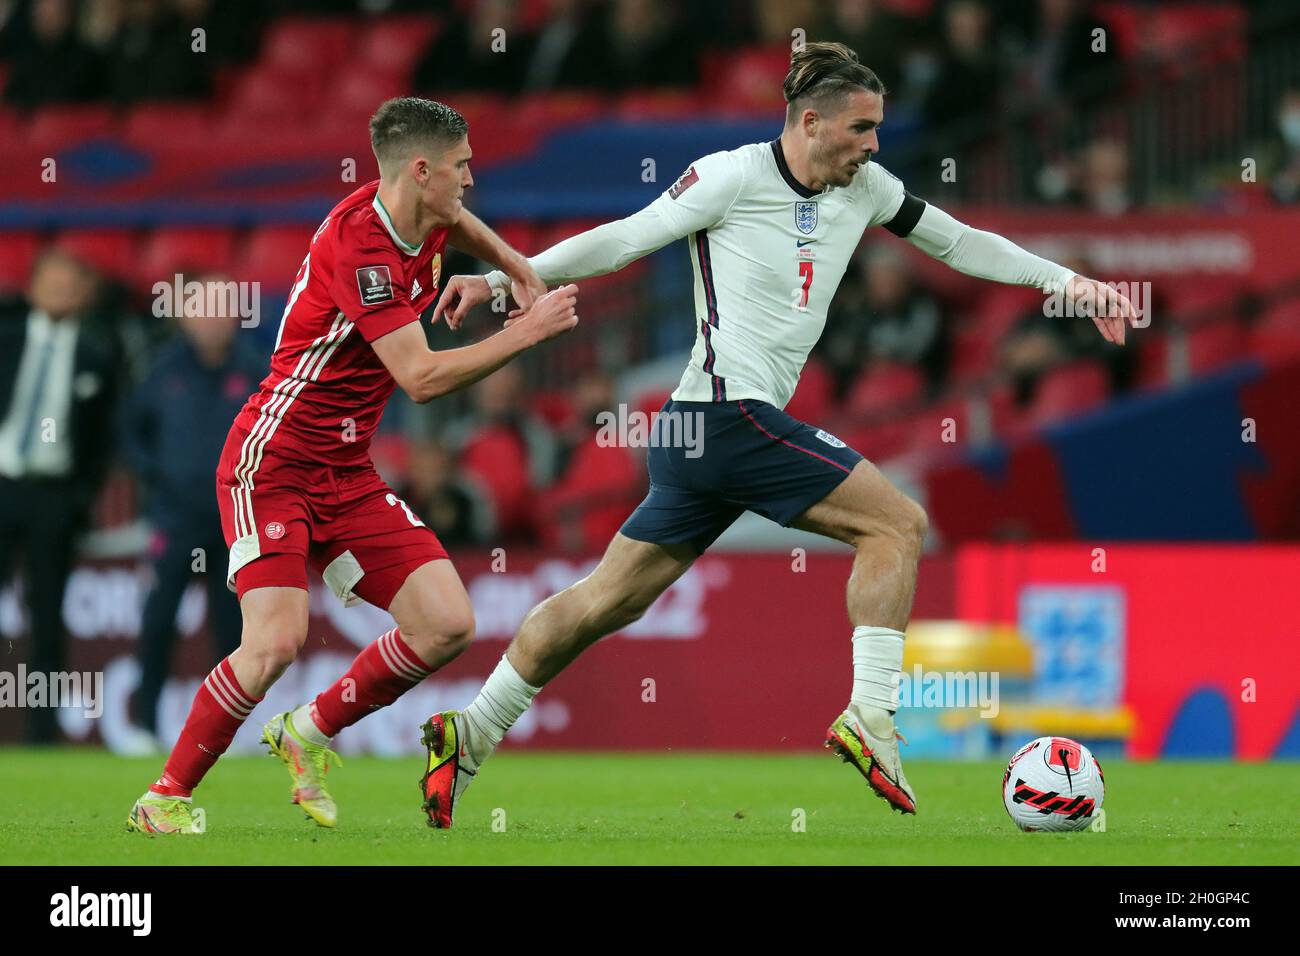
462, 152, 744, 325
902, 202, 1137, 345
373, 285, 579, 403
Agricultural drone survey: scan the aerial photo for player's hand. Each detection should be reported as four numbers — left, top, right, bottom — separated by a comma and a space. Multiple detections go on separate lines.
507, 260, 546, 312
509, 284, 579, 345
432, 275, 493, 331
1064, 275, 1139, 346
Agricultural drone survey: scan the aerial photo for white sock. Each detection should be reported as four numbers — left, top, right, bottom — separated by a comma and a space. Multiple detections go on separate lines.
850, 625, 905, 714
460, 654, 541, 766
291, 703, 330, 745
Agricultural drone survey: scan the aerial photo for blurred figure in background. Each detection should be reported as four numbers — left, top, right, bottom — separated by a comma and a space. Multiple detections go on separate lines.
118, 273, 264, 751
443, 363, 560, 541
3, 0, 102, 109
401, 439, 493, 549
819, 244, 950, 398
106, 0, 213, 104
539, 369, 643, 552
0, 248, 121, 743
1268, 88, 1300, 204
414, 0, 538, 95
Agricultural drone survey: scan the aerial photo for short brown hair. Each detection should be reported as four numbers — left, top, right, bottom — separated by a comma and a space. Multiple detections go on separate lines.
783, 42, 885, 124
369, 97, 468, 169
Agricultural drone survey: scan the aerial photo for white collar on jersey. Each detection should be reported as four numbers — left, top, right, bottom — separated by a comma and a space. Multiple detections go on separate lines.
372, 194, 424, 257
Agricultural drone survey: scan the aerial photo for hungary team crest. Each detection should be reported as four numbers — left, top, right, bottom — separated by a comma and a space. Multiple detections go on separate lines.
795, 201, 818, 235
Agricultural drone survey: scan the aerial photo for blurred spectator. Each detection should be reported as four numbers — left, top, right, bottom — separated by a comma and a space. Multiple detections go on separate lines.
819, 244, 950, 397
117, 275, 263, 750
0, 248, 121, 743
105, 0, 213, 104
1011, 0, 1124, 111
401, 439, 492, 548
922, 0, 1000, 132
443, 364, 560, 541
3, 0, 103, 109
1070, 137, 1133, 214
414, 0, 538, 95
998, 258, 1137, 405
539, 370, 643, 552
523, 0, 610, 91
1269, 88, 1300, 204
603, 0, 697, 90
823, 0, 910, 97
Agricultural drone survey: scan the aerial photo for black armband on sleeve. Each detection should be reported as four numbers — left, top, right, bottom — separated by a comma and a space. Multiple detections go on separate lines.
883, 192, 926, 238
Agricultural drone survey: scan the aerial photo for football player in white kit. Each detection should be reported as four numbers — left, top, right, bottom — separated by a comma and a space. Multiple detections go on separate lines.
417, 42, 1137, 826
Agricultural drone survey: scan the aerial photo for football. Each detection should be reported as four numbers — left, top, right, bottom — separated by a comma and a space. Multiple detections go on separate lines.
1002, 737, 1105, 832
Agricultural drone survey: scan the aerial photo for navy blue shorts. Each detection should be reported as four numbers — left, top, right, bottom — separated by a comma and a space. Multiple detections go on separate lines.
619, 399, 864, 554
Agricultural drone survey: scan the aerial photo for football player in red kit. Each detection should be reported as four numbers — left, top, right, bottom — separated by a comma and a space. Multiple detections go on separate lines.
127, 97, 580, 834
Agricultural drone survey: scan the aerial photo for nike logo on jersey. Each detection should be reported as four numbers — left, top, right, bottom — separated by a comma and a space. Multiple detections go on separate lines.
796, 239, 816, 247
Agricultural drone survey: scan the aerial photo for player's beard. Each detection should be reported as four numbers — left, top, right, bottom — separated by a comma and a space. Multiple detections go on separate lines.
809, 138, 855, 189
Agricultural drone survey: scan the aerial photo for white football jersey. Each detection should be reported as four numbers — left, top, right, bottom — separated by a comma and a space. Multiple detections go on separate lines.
653, 141, 921, 408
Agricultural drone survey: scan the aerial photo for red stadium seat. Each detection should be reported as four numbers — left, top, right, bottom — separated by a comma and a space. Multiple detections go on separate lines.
1134, 331, 1171, 390
1161, 277, 1246, 325
225, 66, 320, 119
701, 46, 790, 114
1026, 362, 1109, 426
461, 425, 536, 538
616, 89, 702, 120
529, 390, 576, 430
28, 106, 117, 150
326, 69, 410, 121
355, 16, 440, 76
54, 229, 140, 282
0, 232, 42, 292
1186, 320, 1245, 375
1247, 300, 1300, 364
123, 104, 214, 147
136, 227, 239, 291
516, 92, 609, 129
490, 221, 538, 258
784, 358, 833, 424
538, 436, 643, 552
233, 226, 311, 290
846, 361, 924, 417
258, 17, 355, 79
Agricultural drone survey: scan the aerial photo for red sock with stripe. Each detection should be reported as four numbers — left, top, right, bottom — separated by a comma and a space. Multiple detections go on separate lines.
152, 657, 262, 797
310, 628, 434, 737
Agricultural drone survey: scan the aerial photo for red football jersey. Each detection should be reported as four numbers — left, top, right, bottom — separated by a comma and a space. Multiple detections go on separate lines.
229, 181, 447, 469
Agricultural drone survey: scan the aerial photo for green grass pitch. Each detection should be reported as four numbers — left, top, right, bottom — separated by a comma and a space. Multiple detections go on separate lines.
2, 749, 1296, 865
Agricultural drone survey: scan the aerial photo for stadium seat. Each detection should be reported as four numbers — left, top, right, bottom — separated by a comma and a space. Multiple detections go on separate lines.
1186, 320, 1246, 374
0, 232, 42, 292
701, 46, 789, 114
54, 229, 140, 282
1026, 362, 1109, 426
461, 425, 536, 539
1247, 300, 1300, 364
233, 226, 311, 291
326, 69, 410, 121
225, 66, 320, 120
28, 106, 117, 150
355, 16, 440, 77
529, 390, 576, 430
123, 104, 214, 147
1134, 331, 1171, 389
257, 17, 355, 80
136, 227, 240, 290
784, 358, 834, 424
615, 89, 702, 120
1162, 277, 1247, 325
846, 361, 925, 417
538, 436, 643, 552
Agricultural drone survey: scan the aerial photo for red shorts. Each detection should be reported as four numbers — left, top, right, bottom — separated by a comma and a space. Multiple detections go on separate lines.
216, 437, 448, 610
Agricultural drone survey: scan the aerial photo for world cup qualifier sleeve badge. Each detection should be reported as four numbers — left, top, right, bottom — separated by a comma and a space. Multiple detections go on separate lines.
796, 201, 818, 235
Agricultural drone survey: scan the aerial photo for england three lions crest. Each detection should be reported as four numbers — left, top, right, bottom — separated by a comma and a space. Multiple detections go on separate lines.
795, 201, 818, 235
